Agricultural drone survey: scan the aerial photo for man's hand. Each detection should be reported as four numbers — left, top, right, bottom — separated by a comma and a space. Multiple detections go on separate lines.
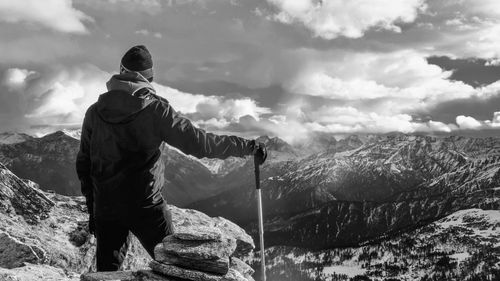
253, 141, 267, 165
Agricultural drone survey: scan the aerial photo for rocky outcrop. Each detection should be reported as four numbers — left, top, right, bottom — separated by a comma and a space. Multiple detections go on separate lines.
0, 163, 54, 223
150, 224, 254, 280
0, 232, 46, 268
0, 163, 255, 281
80, 220, 255, 281
0, 263, 80, 281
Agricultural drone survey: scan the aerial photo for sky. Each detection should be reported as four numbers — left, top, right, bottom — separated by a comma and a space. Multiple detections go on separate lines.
1, 0, 500, 142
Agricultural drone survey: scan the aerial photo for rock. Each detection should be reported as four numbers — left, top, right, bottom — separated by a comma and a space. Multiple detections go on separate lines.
170, 207, 254, 260
230, 257, 254, 278
0, 164, 54, 224
173, 226, 222, 241
81, 271, 138, 281
222, 269, 247, 281
212, 217, 254, 258
162, 235, 236, 261
150, 261, 247, 281
154, 244, 229, 275
0, 263, 78, 281
0, 163, 255, 280
81, 270, 171, 281
0, 231, 45, 268
136, 270, 176, 281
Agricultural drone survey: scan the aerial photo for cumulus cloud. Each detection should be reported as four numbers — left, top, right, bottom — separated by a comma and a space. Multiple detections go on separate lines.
153, 83, 270, 128
424, 0, 500, 60
283, 49, 479, 115
2, 68, 36, 90
0, 64, 271, 136
456, 115, 483, 130
455, 113, 500, 130
265, 0, 425, 39
0, 0, 92, 33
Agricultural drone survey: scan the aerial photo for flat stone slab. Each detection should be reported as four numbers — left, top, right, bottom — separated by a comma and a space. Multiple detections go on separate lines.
81, 270, 177, 281
150, 261, 247, 281
154, 244, 229, 275
173, 226, 222, 242
80, 271, 137, 281
162, 236, 236, 261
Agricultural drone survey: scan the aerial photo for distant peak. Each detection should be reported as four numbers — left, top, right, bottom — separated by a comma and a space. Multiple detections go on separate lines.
40, 130, 80, 141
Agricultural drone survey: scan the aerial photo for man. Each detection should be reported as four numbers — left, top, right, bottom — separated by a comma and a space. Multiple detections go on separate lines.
76, 45, 267, 271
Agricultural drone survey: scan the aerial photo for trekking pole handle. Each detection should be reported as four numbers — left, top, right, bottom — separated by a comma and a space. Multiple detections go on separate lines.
254, 155, 261, 190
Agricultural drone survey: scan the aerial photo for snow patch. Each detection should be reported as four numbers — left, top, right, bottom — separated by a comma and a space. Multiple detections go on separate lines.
323, 265, 366, 278
449, 252, 470, 263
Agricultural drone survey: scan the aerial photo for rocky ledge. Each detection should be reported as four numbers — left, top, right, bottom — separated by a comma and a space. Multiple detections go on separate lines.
0, 163, 255, 281
82, 225, 255, 281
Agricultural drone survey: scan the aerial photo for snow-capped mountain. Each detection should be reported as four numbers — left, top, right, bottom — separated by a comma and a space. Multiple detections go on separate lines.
189, 134, 500, 250
0, 131, 498, 279
199, 135, 299, 176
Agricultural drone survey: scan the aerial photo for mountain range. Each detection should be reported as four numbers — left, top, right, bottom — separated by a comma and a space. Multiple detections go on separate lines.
0, 130, 498, 280
190, 134, 500, 250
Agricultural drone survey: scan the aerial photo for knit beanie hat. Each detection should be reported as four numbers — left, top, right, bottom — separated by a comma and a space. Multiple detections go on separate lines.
120, 45, 154, 81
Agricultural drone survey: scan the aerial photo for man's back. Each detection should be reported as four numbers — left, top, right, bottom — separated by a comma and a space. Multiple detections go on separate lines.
83, 87, 166, 216
75, 45, 266, 271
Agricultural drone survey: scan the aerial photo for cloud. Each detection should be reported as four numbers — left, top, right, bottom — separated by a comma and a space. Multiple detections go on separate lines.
135, 29, 163, 38
0, 0, 92, 33
493, 112, 500, 124
455, 113, 500, 130
456, 115, 483, 130
282, 49, 479, 114
0, 63, 272, 136
422, 0, 500, 60
265, 0, 425, 39
2, 68, 37, 90
153, 83, 270, 126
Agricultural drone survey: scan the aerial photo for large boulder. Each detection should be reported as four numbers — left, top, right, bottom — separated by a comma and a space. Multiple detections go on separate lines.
0, 163, 54, 224
161, 235, 236, 262
150, 226, 253, 281
170, 207, 254, 258
154, 244, 230, 275
0, 263, 79, 281
0, 232, 46, 268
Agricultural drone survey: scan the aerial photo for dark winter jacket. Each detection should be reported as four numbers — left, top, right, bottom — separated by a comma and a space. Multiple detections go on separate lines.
76, 73, 253, 218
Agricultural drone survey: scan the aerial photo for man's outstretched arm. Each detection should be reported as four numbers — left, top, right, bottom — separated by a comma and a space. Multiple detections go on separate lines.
155, 100, 256, 160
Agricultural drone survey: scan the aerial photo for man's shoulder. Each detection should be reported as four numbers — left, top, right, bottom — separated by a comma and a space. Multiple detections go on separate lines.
146, 92, 172, 114
85, 102, 99, 116
149, 92, 170, 106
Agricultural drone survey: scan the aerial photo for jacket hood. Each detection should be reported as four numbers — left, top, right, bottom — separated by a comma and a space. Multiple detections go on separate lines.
96, 73, 156, 124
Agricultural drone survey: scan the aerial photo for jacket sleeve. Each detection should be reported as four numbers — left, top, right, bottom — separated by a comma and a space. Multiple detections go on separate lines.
76, 106, 94, 199
156, 101, 254, 159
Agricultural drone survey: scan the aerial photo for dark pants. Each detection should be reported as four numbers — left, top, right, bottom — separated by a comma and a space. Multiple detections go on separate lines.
94, 202, 174, 271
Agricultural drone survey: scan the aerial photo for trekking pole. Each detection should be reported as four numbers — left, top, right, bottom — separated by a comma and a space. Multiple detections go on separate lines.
254, 156, 266, 281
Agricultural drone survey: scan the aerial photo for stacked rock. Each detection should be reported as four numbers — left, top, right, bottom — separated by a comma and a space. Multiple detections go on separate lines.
150, 226, 255, 281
